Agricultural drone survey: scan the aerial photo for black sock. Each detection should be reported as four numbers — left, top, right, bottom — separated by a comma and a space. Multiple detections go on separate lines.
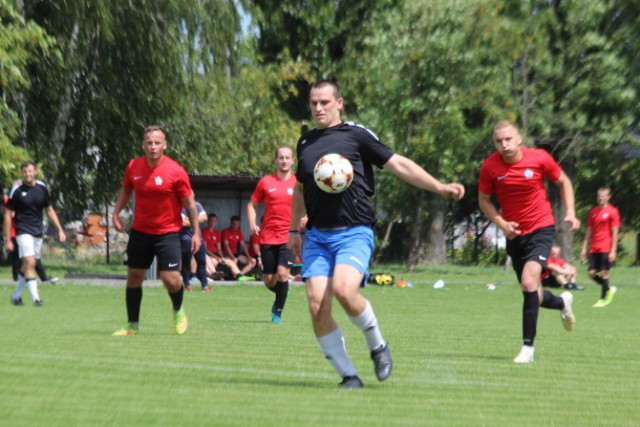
126, 287, 143, 323
522, 291, 539, 347
540, 289, 564, 310
169, 286, 184, 311
273, 280, 289, 315
601, 278, 610, 299
266, 284, 277, 293
592, 274, 605, 286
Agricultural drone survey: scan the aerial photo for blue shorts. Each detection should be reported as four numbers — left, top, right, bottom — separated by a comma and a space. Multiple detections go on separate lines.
302, 225, 374, 283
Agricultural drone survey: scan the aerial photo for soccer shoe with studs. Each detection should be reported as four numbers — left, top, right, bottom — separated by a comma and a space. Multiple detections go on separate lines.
174, 309, 188, 335
592, 299, 606, 308
513, 348, 535, 364
112, 323, 139, 336
560, 291, 576, 331
339, 375, 364, 389
603, 286, 617, 306
371, 343, 393, 381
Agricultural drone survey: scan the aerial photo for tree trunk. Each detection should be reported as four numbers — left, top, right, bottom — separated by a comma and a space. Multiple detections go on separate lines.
549, 162, 576, 263
424, 196, 446, 264
406, 192, 425, 272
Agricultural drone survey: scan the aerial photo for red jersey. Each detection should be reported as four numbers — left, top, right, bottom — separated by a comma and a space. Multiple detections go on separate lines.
540, 254, 565, 280
202, 227, 221, 255
479, 147, 562, 236
3, 196, 16, 238
248, 234, 260, 257
222, 227, 244, 255
250, 173, 297, 244
123, 156, 192, 235
586, 204, 621, 253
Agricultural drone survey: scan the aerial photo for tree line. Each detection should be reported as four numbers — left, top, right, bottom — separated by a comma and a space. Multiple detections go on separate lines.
1, 0, 639, 268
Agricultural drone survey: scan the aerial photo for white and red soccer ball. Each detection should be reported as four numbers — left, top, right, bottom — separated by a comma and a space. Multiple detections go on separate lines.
313, 153, 354, 194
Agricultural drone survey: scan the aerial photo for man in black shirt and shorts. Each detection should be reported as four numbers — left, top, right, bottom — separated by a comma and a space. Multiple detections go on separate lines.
4, 161, 67, 306
287, 80, 465, 388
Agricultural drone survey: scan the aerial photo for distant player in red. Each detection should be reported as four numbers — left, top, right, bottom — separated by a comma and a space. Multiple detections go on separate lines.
111, 125, 200, 336
222, 215, 256, 279
580, 187, 621, 307
247, 146, 301, 323
479, 120, 580, 364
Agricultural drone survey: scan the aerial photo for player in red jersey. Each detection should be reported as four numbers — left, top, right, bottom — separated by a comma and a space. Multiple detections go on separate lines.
222, 215, 256, 279
479, 120, 580, 364
580, 187, 621, 307
111, 125, 200, 336
247, 146, 303, 323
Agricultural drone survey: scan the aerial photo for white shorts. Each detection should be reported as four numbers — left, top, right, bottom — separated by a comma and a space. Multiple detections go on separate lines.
16, 234, 43, 259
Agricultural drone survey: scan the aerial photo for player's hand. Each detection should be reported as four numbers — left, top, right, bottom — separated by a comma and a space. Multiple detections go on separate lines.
287, 234, 302, 258
58, 230, 67, 243
564, 215, 580, 231
191, 233, 201, 254
112, 213, 124, 232
609, 251, 617, 263
441, 183, 465, 201
250, 225, 261, 236
4, 239, 14, 252
501, 221, 521, 240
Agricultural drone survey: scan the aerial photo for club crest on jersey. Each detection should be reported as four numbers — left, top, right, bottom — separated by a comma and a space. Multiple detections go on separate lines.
155, 176, 163, 186
287, 188, 293, 195
524, 169, 534, 179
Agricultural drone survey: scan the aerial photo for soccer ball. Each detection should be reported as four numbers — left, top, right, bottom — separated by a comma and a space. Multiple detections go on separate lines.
313, 153, 354, 194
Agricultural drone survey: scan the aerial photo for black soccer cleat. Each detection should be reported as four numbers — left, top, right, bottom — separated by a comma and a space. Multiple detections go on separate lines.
33, 300, 44, 307
10, 297, 23, 306
339, 375, 364, 389
371, 343, 393, 381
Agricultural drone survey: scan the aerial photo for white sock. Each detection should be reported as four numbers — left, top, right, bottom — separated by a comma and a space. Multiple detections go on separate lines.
317, 328, 358, 378
26, 278, 40, 302
13, 275, 26, 300
349, 301, 385, 352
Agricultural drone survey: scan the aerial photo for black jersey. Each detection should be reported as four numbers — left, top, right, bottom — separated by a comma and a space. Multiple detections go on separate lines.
6, 180, 52, 237
296, 121, 394, 229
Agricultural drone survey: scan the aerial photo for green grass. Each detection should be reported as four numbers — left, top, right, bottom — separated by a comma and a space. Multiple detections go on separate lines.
0, 274, 638, 426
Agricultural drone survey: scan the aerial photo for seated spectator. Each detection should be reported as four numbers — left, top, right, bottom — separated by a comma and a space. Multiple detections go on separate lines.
541, 245, 584, 291
222, 215, 256, 281
202, 213, 241, 280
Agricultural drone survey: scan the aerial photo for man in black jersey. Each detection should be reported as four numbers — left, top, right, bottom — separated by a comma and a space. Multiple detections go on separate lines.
4, 161, 67, 306
287, 80, 465, 388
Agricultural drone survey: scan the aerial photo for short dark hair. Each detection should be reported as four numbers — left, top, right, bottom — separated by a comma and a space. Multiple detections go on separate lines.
208, 213, 217, 220
231, 215, 241, 222
311, 80, 342, 99
20, 160, 37, 170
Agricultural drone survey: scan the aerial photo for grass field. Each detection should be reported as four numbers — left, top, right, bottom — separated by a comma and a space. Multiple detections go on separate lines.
1, 271, 638, 426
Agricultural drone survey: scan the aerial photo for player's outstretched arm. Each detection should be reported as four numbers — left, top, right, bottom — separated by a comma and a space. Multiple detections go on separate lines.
112, 187, 133, 233
554, 172, 580, 231
383, 154, 464, 200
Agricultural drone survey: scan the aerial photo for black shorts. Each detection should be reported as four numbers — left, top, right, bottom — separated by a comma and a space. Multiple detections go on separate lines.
541, 274, 560, 288
125, 229, 181, 272
506, 226, 554, 283
588, 253, 611, 272
260, 244, 295, 275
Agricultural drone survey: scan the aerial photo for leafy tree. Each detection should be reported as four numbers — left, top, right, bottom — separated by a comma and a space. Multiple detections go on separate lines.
0, 0, 55, 186
18, 0, 241, 211
342, 0, 515, 268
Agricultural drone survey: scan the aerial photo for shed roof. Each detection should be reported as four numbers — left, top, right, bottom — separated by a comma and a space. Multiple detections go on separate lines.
189, 173, 261, 191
